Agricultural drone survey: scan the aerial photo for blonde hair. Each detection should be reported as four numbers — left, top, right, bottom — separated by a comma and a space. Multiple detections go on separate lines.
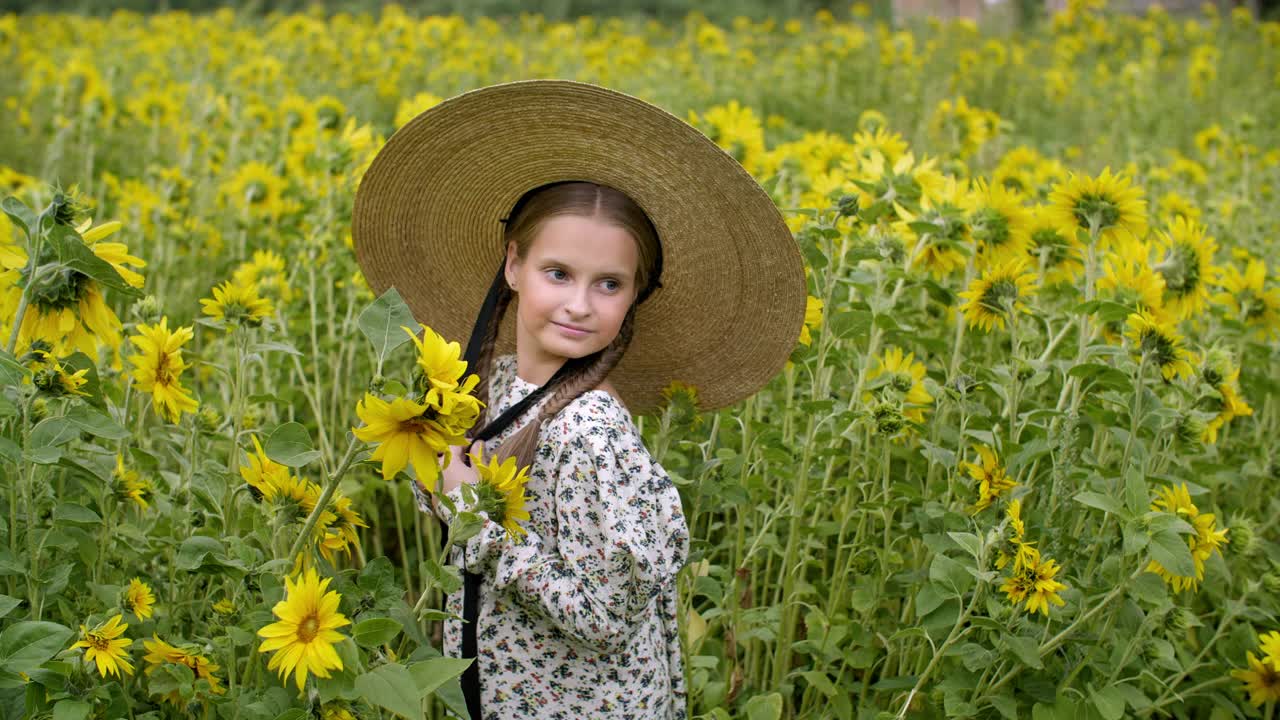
471, 182, 662, 470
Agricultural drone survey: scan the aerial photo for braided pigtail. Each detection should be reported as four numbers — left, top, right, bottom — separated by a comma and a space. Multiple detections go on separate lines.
495, 305, 637, 470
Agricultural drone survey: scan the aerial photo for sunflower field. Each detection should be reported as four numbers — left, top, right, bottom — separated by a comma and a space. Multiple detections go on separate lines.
1, 2, 1279, 718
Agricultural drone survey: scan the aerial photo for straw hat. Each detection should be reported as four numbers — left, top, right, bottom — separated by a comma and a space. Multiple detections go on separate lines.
353, 80, 806, 414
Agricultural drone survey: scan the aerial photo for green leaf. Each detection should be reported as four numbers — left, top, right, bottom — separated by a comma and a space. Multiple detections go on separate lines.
358, 287, 417, 363
1001, 634, 1043, 669
44, 224, 142, 298
64, 405, 128, 441
264, 422, 321, 468
408, 656, 471, 698
0, 596, 22, 619
52, 504, 101, 525
0, 621, 75, 673
272, 711, 308, 720
354, 663, 423, 719
929, 553, 974, 597
1149, 529, 1195, 578
988, 695, 1018, 720
175, 536, 225, 571
1, 196, 37, 237
30, 417, 78, 448
1124, 469, 1149, 516
947, 532, 981, 559
1090, 685, 1126, 720
0, 350, 27, 387
352, 618, 402, 648
52, 700, 92, 720
1067, 363, 1131, 393
743, 692, 783, 720
1074, 491, 1124, 517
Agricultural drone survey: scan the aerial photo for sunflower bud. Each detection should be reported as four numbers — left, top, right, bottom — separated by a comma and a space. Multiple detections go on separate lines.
1227, 516, 1257, 556
1170, 607, 1200, 632
241, 405, 263, 431
872, 402, 905, 436
197, 407, 222, 434
133, 294, 163, 324
1170, 411, 1206, 449
1198, 347, 1234, 389
30, 397, 49, 422
1262, 572, 1280, 595
836, 194, 860, 218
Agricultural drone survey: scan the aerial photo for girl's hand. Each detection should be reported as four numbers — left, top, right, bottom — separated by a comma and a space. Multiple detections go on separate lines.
440, 440, 484, 495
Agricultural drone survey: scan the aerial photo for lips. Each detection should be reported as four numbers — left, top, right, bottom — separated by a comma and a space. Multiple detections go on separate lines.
554, 322, 590, 333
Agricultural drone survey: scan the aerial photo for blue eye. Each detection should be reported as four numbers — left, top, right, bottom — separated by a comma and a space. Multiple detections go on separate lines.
547, 269, 567, 281
602, 279, 620, 292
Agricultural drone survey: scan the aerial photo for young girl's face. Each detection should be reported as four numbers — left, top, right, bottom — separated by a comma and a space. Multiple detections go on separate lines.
505, 214, 640, 371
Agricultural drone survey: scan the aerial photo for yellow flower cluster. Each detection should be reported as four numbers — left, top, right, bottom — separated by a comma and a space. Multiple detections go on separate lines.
352, 325, 483, 492
1145, 484, 1228, 593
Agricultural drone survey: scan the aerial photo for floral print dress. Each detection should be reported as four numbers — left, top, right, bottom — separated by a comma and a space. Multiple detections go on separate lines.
418, 353, 691, 719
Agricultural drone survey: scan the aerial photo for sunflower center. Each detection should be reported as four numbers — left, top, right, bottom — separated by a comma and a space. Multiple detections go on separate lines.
1073, 193, 1121, 230
1139, 328, 1178, 368
889, 373, 914, 393
979, 278, 1020, 313
297, 614, 321, 643
244, 181, 267, 205
155, 353, 180, 386
1156, 242, 1201, 295
85, 632, 111, 651
974, 207, 1011, 249
1031, 228, 1070, 267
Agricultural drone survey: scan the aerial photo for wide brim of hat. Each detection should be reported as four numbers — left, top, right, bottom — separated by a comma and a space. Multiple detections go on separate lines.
353, 79, 806, 414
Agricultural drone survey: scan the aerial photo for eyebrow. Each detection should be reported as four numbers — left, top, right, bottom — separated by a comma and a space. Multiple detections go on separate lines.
540, 257, 631, 278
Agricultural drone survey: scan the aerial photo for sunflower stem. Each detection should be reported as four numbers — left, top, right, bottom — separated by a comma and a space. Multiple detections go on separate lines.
286, 432, 360, 562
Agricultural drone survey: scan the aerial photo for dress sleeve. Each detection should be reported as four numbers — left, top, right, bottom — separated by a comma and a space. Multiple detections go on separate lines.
450, 410, 689, 653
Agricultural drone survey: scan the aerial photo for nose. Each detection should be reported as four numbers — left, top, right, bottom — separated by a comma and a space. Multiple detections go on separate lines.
564, 283, 592, 318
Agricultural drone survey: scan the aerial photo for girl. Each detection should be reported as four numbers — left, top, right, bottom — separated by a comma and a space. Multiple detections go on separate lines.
351, 80, 808, 720
435, 181, 688, 718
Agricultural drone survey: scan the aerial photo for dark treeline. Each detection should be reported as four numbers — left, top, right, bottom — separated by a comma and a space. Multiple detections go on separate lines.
0, 0, 861, 21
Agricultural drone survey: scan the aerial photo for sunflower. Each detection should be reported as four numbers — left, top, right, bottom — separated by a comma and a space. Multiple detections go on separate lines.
1046, 168, 1148, 249
219, 161, 295, 220
124, 578, 155, 620
257, 567, 351, 691
862, 346, 934, 425
992, 146, 1045, 196
403, 324, 480, 408
232, 249, 295, 304
1198, 348, 1253, 444
851, 126, 908, 165
964, 179, 1032, 268
2, 218, 145, 358
1025, 206, 1085, 286
127, 317, 199, 424
963, 444, 1017, 513
28, 351, 90, 398
1157, 191, 1202, 224
994, 500, 1036, 570
353, 394, 469, 488
1261, 631, 1280, 670
797, 295, 824, 347
1153, 216, 1219, 321
957, 258, 1038, 332
1096, 242, 1167, 341
1213, 259, 1280, 339
1124, 310, 1194, 381
892, 175, 970, 278
1232, 652, 1280, 706
71, 614, 134, 678
200, 279, 274, 329
851, 151, 947, 224
240, 434, 296, 502
467, 450, 533, 539
142, 635, 225, 703
1023, 554, 1068, 617
113, 454, 154, 510
1145, 484, 1229, 593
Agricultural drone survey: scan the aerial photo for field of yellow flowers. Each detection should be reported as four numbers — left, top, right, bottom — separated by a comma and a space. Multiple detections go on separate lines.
1, 2, 1279, 718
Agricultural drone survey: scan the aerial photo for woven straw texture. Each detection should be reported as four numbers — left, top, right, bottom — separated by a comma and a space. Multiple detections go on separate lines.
353, 80, 805, 413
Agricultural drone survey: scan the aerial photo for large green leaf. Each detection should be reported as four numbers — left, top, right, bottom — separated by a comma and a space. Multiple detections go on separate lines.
43, 224, 142, 298
1148, 529, 1195, 578
264, 422, 321, 468
354, 663, 422, 719
0, 621, 74, 673
357, 288, 416, 363
407, 657, 471, 698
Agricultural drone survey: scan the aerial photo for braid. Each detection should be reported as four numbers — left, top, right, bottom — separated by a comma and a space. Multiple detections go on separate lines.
472, 282, 514, 411
495, 305, 637, 469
